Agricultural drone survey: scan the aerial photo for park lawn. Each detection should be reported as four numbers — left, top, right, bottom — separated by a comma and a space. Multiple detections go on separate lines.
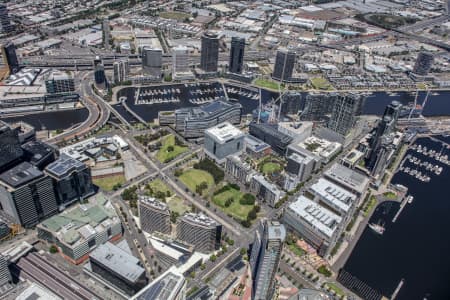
326, 283, 344, 297
383, 191, 397, 200
363, 196, 378, 217
212, 188, 254, 221
179, 169, 215, 196
262, 162, 282, 174
253, 78, 280, 91
147, 179, 172, 195
160, 11, 190, 21
310, 77, 333, 90
93, 175, 126, 191
156, 134, 188, 163
167, 196, 190, 215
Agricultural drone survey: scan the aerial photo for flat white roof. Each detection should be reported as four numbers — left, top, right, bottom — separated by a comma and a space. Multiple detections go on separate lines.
150, 237, 184, 260
310, 178, 356, 213
324, 163, 369, 194
205, 122, 244, 144
288, 196, 342, 239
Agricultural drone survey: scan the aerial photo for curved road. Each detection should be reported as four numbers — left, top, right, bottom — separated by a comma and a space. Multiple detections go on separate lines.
46, 72, 110, 145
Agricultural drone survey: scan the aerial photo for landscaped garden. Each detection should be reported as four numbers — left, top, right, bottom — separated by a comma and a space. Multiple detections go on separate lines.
212, 184, 256, 221
310, 77, 333, 90
259, 156, 285, 175
156, 134, 188, 163
253, 78, 280, 90
178, 169, 215, 196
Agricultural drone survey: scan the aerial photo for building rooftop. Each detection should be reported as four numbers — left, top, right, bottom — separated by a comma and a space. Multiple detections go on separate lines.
290, 136, 342, 161
324, 163, 369, 194
250, 123, 293, 144
0, 162, 43, 189
288, 196, 342, 239
38, 193, 119, 246
181, 212, 218, 228
205, 122, 244, 144
139, 196, 169, 212
89, 242, 145, 283
310, 178, 357, 214
253, 174, 284, 195
288, 288, 332, 300
45, 154, 86, 178
244, 135, 271, 153
177, 100, 241, 121
131, 266, 185, 300
267, 221, 286, 241
21, 140, 56, 166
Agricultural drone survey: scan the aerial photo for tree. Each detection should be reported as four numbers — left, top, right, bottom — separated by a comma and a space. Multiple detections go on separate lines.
240, 193, 255, 205
49, 245, 58, 254
209, 254, 217, 262
167, 145, 174, 152
170, 211, 179, 223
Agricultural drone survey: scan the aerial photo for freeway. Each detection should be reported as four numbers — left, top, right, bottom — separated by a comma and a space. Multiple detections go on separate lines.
46, 72, 110, 145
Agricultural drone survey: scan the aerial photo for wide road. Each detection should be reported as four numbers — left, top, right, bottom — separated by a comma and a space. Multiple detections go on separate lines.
46, 72, 110, 145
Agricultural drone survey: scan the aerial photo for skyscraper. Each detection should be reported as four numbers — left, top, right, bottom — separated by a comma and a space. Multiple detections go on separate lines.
301, 93, 336, 121
229, 37, 245, 74
1, 42, 19, 74
200, 32, 219, 73
413, 52, 434, 76
102, 18, 110, 50
328, 93, 365, 136
142, 46, 162, 77
173, 45, 190, 73
94, 56, 106, 85
138, 196, 171, 235
249, 220, 286, 300
0, 121, 24, 173
272, 49, 296, 81
0, 4, 14, 34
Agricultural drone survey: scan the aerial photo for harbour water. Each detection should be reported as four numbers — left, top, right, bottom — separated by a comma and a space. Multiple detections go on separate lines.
343, 136, 450, 300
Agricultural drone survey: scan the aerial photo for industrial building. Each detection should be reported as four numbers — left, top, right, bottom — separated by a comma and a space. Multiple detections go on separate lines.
176, 213, 222, 253
204, 122, 245, 164
283, 196, 343, 257
175, 100, 242, 139
249, 220, 286, 300
138, 196, 171, 235
45, 154, 95, 209
36, 193, 122, 264
89, 242, 147, 295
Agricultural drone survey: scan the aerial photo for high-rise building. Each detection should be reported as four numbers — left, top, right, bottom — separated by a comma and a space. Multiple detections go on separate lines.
272, 49, 296, 82
200, 32, 219, 73
328, 93, 365, 136
45, 71, 75, 94
102, 18, 110, 50
0, 162, 58, 228
204, 122, 245, 164
0, 121, 24, 173
173, 45, 189, 73
250, 175, 285, 207
113, 59, 129, 84
413, 52, 434, 76
229, 37, 245, 74
176, 213, 222, 253
94, 57, 106, 85
45, 154, 95, 209
0, 4, 14, 34
301, 93, 336, 121
142, 46, 162, 77
249, 220, 286, 300
0, 255, 11, 288
280, 92, 304, 115
1, 42, 19, 74
138, 196, 171, 235
21, 140, 57, 170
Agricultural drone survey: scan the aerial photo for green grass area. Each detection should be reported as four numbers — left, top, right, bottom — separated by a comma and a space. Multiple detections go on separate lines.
363, 196, 378, 217
253, 78, 280, 90
261, 162, 282, 174
179, 169, 215, 196
167, 196, 190, 215
93, 175, 126, 191
159, 11, 190, 21
156, 134, 188, 163
317, 265, 332, 277
288, 243, 306, 257
326, 283, 345, 297
383, 191, 397, 200
310, 77, 333, 90
212, 188, 254, 221
147, 179, 171, 195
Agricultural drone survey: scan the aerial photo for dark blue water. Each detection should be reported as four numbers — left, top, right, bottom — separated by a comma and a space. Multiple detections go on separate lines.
0, 108, 89, 130
344, 136, 450, 300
